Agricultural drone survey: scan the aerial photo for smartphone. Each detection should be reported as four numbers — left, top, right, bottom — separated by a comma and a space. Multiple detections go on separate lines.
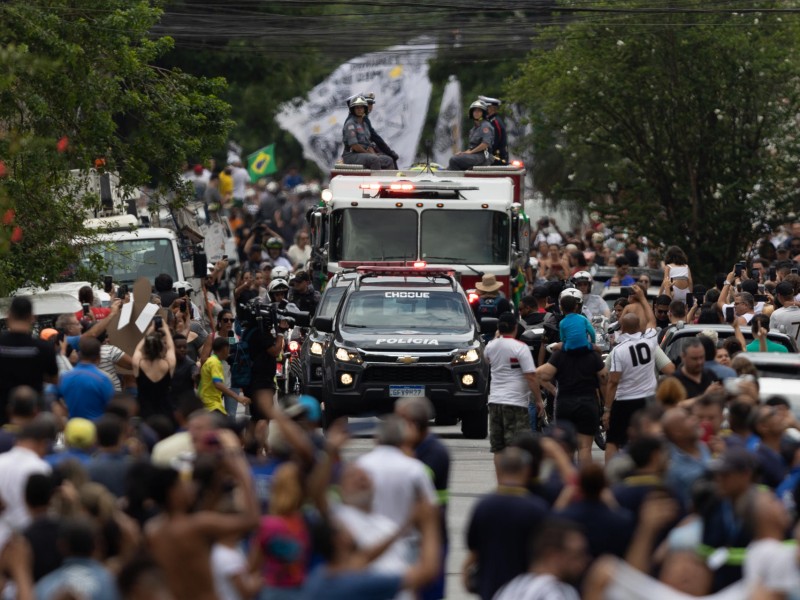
734, 263, 744, 277
751, 269, 760, 282
792, 268, 799, 276
725, 306, 735, 323
118, 284, 128, 297
178, 287, 186, 297
222, 255, 228, 261
694, 292, 705, 304
619, 286, 632, 298
153, 316, 163, 330
181, 299, 188, 314
81, 303, 90, 316
754, 294, 768, 303
769, 267, 777, 282
686, 294, 694, 309
103, 275, 113, 293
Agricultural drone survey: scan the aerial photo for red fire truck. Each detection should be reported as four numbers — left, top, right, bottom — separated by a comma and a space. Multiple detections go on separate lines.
309, 164, 530, 296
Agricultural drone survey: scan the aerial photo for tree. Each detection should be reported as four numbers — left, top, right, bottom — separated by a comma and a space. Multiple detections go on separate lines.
0, 0, 232, 294
508, 2, 800, 278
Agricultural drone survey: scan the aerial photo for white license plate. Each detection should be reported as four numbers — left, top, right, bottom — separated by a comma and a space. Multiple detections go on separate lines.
389, 385, 425, 398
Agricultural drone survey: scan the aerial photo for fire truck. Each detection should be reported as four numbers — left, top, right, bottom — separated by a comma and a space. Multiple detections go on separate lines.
308, 164, 530, 297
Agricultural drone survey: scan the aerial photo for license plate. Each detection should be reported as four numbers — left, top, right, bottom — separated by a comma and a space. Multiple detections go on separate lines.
389, 385, 425, 398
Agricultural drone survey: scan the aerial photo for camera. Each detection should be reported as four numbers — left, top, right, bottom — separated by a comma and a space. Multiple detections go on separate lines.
237, 297, 310, 333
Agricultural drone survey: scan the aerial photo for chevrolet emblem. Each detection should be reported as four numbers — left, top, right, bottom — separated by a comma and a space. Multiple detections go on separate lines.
397, 355, 419, 364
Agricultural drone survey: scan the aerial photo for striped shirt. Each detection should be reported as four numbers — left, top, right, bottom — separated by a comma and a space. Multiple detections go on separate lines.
99, 345, 124, 391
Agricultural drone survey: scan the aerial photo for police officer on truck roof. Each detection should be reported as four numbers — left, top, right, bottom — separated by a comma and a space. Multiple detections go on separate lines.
363, 92, 399, 169
341, 96, 394, 171
479, 95, 508, 165
447, 100, 494, 171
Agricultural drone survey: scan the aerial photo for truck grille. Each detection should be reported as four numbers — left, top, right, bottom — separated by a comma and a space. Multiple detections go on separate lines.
362, 366, 451, 384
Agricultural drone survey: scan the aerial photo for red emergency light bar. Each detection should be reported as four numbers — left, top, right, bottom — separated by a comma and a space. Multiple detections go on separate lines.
359, 181, 415, 192
356, 265, 456, 277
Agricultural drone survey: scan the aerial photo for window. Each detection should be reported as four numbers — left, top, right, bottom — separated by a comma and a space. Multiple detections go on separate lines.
82, 238, 178, 284
331, 209, 417, 262
421, 210, 509, 264
342, 291, 471, 331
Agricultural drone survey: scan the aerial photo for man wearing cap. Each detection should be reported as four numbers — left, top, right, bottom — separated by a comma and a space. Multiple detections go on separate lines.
227, 154, 250, 208
486, 313, 544, 478
769, 281, 800, 346
479, 96, 508, 165
363, 92, 399, 168
288, 271, 321, 315
45, 418, 96, 467
448, 100, 494, 171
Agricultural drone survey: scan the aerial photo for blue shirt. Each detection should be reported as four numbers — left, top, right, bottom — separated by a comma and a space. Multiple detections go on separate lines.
665, 443, 711, 505
559, 312, 595, 351
302, 568, 402, 600
58, 363, 115, 421
35, 557, 120, 600
705, 361, 737, 380
45, 448, 93, 467
605, 275, 636, 287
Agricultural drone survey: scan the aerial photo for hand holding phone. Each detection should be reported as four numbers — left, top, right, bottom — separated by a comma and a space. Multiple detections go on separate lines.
82, 303, 90, 316
734, 263, 744, 278
769, 267, 777, 282
725, 306, 735, 323
153, 316, 163, 330
103, 276, 113, 293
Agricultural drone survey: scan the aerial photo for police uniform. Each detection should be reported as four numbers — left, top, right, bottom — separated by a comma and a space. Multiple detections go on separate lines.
342, 114, 393, 170
448, 120, 494, 171
487, 112, 508, 164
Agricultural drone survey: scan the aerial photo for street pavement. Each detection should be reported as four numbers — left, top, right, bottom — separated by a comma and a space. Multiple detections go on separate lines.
342, 420, 606, 600
342, 422, 508, 600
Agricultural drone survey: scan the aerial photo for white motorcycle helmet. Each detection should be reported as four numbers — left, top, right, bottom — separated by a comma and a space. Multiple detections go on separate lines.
559, 287, 583, 303
268, 278, 290, 302
271, 266, 290, 281
572, 271, 593, 285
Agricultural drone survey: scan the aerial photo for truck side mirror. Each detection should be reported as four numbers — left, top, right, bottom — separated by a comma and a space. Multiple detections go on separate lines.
313, 316, 333, 333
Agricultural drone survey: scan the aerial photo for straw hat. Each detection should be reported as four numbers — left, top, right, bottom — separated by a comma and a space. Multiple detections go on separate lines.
476, 274, 503, 293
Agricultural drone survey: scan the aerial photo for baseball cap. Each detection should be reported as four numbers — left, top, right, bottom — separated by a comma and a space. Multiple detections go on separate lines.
532, 285, 549, 299
193, 164, 203, 175
776, 281, 794, 297
64, 418, 97, 450
707, 446, 756, 474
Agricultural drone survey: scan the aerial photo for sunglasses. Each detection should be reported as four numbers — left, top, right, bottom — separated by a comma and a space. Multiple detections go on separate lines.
220, 318, 233, 323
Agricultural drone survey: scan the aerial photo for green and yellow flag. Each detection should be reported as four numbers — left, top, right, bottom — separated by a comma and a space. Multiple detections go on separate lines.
247, 144, 277, 182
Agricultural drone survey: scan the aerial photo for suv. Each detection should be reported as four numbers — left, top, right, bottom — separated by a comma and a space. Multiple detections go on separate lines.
312, 266, 490, 438
661, 323, 798, 363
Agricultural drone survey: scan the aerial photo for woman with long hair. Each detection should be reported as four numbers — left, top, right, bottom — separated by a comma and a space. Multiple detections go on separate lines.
132, 319, 176, 422
660, 245, 693, 303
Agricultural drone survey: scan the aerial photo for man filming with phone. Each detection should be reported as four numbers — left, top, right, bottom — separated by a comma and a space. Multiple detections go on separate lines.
718, 265, 757, 325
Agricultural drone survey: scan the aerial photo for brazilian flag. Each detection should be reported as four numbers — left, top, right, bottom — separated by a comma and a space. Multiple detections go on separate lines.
247, 144, 277, 182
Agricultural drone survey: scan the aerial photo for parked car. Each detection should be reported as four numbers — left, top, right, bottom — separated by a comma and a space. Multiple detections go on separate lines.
661, 323, 798, 364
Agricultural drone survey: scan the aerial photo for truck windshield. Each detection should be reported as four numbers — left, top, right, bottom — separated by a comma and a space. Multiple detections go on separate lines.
421, 210, 509, 264
342, 290, 472, 331
81, 238, 178, 284
331, 209, 417, 262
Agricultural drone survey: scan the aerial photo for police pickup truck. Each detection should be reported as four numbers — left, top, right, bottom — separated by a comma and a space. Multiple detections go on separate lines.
312, 266, 490, 438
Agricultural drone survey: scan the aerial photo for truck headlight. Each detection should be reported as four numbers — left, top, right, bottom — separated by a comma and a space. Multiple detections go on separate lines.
310, 342, 324, 356
453, 349, 480, 364
335, 347, 363, 364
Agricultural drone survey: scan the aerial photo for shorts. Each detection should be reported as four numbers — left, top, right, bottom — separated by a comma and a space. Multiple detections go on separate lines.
607, 398, 647, 447
243, 384, 276, 422
555, 395, 599, 436
489, 403, 531, 453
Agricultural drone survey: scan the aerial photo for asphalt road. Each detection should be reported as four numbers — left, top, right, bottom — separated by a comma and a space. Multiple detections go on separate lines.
342, 422, 501, 600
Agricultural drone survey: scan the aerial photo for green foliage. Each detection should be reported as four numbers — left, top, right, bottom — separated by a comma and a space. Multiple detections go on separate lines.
0, 0, 233, 294
508, 2, 800, 278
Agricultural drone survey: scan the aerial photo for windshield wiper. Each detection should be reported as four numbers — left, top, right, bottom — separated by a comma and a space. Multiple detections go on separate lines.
342, 323, 368, 328
421, 257, 484, 277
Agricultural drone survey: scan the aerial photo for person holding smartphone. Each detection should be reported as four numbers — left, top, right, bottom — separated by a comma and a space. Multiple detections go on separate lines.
717, 268, 757, 325
132, 318, 177, 422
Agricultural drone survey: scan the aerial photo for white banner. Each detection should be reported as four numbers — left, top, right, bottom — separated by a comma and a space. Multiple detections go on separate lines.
276, 38, 436, 172
432, 75, 462, 166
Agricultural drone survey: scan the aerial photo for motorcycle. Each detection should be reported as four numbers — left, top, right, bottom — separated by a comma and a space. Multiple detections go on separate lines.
276, 323, 306, 407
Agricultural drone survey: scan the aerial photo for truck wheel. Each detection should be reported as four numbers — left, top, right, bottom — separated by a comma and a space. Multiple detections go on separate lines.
460, 405, 488, 439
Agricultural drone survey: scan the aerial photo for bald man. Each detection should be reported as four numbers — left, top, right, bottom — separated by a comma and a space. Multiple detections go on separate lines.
604, 286, 662, 460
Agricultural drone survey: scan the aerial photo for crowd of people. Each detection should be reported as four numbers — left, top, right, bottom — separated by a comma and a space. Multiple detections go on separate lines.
467, 216, 800, 598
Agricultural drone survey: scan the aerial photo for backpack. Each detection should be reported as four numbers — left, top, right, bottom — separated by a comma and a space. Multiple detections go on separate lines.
477, 296, 500, 318
230, 328, 256, 388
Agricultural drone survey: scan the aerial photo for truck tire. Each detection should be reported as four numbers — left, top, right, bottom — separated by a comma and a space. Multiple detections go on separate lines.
460, 404, 488, 439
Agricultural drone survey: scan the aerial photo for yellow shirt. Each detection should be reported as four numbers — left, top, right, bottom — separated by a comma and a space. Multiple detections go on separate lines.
199, 354, 226, 414
218, 171, 233, 198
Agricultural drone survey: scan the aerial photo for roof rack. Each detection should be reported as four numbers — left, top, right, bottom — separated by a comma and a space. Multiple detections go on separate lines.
354, 265, 458, 292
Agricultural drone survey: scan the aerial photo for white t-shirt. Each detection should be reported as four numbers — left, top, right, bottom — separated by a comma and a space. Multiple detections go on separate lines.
0, 447, 51, 547
230, 166, 250, 199
533, 230, 563, 246
769, 305, 800, 346
211, 543, 247, 600
494, 573, 580, 600
485, 336, 536, 407
609, 328, 659, 400
356, 445, 437, 529
333, 504, 412, 573
744, 538, 800, 599
582, 294, 610, 320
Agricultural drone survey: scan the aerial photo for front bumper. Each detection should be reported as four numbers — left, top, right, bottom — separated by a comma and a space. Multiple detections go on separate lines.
323, 358, 489, 417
